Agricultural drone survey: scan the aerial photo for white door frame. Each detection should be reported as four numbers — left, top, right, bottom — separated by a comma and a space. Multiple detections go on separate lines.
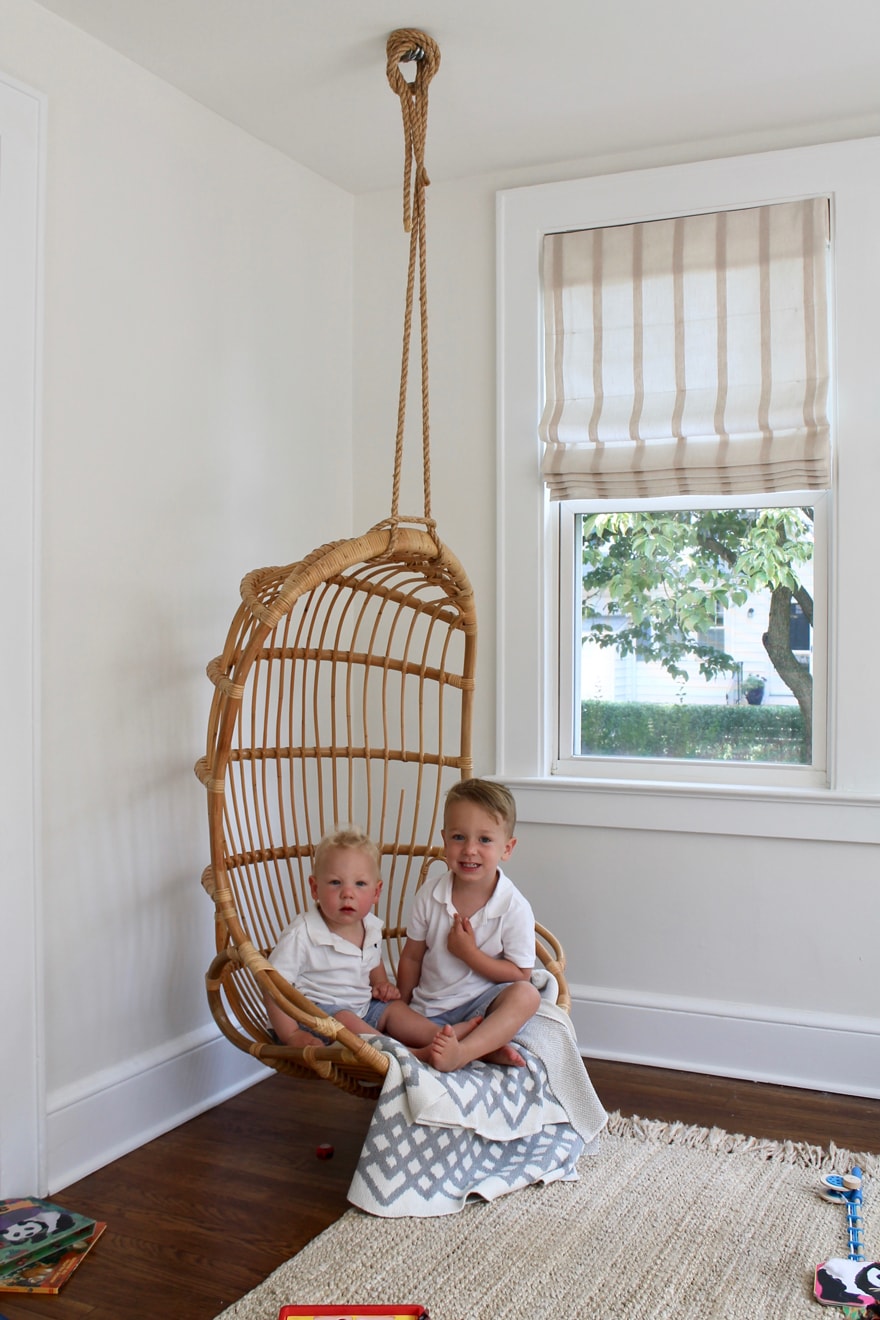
0, 70, 45, 1196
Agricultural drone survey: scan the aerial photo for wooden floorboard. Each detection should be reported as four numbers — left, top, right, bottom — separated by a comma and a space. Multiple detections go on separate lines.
2, 1059, 877, 1320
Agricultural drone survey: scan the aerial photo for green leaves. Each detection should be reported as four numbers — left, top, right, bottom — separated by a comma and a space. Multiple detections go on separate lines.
580, 507, 814, 687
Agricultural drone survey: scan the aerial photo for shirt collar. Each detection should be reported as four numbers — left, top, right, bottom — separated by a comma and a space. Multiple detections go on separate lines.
303, 906, 382, 947
435, 867, 512, 915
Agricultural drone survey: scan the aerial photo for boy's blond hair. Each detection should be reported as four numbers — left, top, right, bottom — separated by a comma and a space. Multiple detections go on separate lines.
313, 825, 381, 877
444, 779, 517, 836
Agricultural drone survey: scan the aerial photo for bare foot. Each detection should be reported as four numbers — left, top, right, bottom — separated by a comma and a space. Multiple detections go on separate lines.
413, 1023, 528, 1071
407, 1017, 480, 1062
424, 1026, 528, 1071
478, 1043, 527, 1067
424, 1024, 467, 1071
453, 1014, 483, 1041
424, 1025, 527, 1072
409, 1024, 454, 1063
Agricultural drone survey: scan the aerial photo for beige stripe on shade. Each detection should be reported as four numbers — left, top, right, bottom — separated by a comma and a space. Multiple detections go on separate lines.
540, 196, 831, 501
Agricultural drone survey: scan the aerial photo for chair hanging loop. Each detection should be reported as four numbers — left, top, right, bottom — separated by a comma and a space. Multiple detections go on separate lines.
386, 29, 441, 542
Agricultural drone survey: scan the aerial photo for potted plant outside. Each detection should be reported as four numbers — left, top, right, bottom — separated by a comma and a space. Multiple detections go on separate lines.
743, 673, 766, 706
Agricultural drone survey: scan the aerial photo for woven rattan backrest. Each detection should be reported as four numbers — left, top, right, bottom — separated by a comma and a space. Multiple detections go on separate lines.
196, 525, 475, 978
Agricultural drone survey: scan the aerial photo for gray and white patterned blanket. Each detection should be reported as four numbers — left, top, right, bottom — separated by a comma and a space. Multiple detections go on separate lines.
347, 1002, 608, 1217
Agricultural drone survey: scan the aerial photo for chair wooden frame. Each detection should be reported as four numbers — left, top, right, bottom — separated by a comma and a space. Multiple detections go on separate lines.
196, 523, 569, 1097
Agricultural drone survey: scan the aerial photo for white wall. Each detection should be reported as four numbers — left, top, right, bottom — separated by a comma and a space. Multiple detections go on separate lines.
354, 153, 880, 1102
1, 0, 353, 1194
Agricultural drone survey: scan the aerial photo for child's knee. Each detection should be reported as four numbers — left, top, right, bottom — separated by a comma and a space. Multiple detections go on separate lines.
494, 980, 540, 1013
506, 980, 541, 1017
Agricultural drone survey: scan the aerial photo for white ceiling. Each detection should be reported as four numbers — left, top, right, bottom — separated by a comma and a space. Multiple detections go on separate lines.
32, 0, 880, 193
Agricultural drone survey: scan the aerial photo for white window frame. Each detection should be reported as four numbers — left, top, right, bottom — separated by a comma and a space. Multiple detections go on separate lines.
497, 137, 880, 837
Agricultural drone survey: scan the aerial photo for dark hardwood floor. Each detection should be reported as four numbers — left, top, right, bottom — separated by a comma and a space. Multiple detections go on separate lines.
2, 1059, 877, 1320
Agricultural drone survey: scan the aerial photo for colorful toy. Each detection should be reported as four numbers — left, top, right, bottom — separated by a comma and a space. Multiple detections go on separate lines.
277, 1309, 429, 1319
814, 1167, 880, 1317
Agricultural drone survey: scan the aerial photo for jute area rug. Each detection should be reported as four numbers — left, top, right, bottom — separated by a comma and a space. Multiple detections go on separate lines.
216, 1113, 878, 1320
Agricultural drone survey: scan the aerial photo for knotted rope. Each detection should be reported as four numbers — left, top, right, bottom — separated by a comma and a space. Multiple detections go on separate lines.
385, 29, 441, 544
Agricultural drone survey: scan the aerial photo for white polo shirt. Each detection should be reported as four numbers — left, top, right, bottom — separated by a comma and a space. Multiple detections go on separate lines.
270, 908, 384, 1017
408, 868, 536, 1017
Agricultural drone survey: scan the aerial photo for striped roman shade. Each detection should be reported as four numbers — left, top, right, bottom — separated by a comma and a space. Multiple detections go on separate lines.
540, 197, 830, 500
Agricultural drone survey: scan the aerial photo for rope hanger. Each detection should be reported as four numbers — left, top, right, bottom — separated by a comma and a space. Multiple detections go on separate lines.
384, 29, 441, 545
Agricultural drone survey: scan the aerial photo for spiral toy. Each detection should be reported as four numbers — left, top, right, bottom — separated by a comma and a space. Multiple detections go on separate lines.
814, 1167, 880, 1317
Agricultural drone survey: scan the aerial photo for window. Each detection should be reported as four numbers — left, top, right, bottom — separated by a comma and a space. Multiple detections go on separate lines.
695, 603, 725, 656
541, 196, 830, 778
497, 139, 880, 800
557, 497, 827, 773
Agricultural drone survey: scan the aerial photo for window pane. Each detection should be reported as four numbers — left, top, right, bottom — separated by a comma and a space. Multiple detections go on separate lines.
573, 506, 816, 765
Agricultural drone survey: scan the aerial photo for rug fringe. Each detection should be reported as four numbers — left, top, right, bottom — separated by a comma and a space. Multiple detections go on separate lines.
605, 1110, 878, 1172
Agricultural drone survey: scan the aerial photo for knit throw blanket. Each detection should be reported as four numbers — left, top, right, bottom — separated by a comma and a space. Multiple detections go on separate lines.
347, 1002, 608, 1217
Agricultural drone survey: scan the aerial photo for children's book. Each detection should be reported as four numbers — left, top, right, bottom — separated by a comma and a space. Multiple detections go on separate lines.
278, 1309, 429, 1319
0, 1198, 97, 1277
0, 1222, 106, 1294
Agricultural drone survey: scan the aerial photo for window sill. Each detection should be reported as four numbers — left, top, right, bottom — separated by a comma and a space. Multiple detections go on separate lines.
503, 775, 880, 845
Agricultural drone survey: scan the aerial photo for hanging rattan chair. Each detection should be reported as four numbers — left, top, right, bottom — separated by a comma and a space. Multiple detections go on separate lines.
195, 31, 569, 1099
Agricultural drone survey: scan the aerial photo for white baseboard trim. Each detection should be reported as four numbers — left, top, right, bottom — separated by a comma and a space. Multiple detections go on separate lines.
46, 1028, 265, 1193
44, 992, 879, 1193
570, 985, 880, 1100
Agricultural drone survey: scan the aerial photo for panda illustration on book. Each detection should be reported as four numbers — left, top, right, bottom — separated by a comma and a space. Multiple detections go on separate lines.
814, 1257, 880, 1310
1, 1207, 77, 1246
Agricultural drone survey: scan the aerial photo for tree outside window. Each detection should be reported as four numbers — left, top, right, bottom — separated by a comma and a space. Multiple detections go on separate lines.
576, 505, 815, 764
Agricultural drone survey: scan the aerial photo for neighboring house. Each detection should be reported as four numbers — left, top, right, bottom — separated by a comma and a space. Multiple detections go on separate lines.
581, 589, 811, 707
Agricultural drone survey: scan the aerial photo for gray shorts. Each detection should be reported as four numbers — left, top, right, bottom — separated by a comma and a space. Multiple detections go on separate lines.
314, 996, 388, 1029
425, 982, 518, 1027
267, 996, 388, 1047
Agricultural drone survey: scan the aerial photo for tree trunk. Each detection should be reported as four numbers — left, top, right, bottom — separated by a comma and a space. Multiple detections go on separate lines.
762, 584, 812, 755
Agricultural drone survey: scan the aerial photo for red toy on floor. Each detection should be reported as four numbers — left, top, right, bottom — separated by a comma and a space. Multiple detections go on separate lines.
278, 1309, 429, 1320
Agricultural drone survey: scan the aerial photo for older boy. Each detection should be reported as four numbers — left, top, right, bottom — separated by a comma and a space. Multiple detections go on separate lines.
383, 778, 541, 1071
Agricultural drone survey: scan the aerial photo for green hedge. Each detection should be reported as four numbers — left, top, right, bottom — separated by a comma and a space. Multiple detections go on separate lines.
580, 700, 808, 763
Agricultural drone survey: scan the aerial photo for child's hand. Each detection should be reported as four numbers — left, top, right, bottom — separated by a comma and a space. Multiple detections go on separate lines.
372, 981, 401, 1002
447, 913, 476, 962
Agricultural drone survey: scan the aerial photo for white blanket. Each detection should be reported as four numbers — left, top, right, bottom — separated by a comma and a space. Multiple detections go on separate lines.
347, 1002, 608, 1217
